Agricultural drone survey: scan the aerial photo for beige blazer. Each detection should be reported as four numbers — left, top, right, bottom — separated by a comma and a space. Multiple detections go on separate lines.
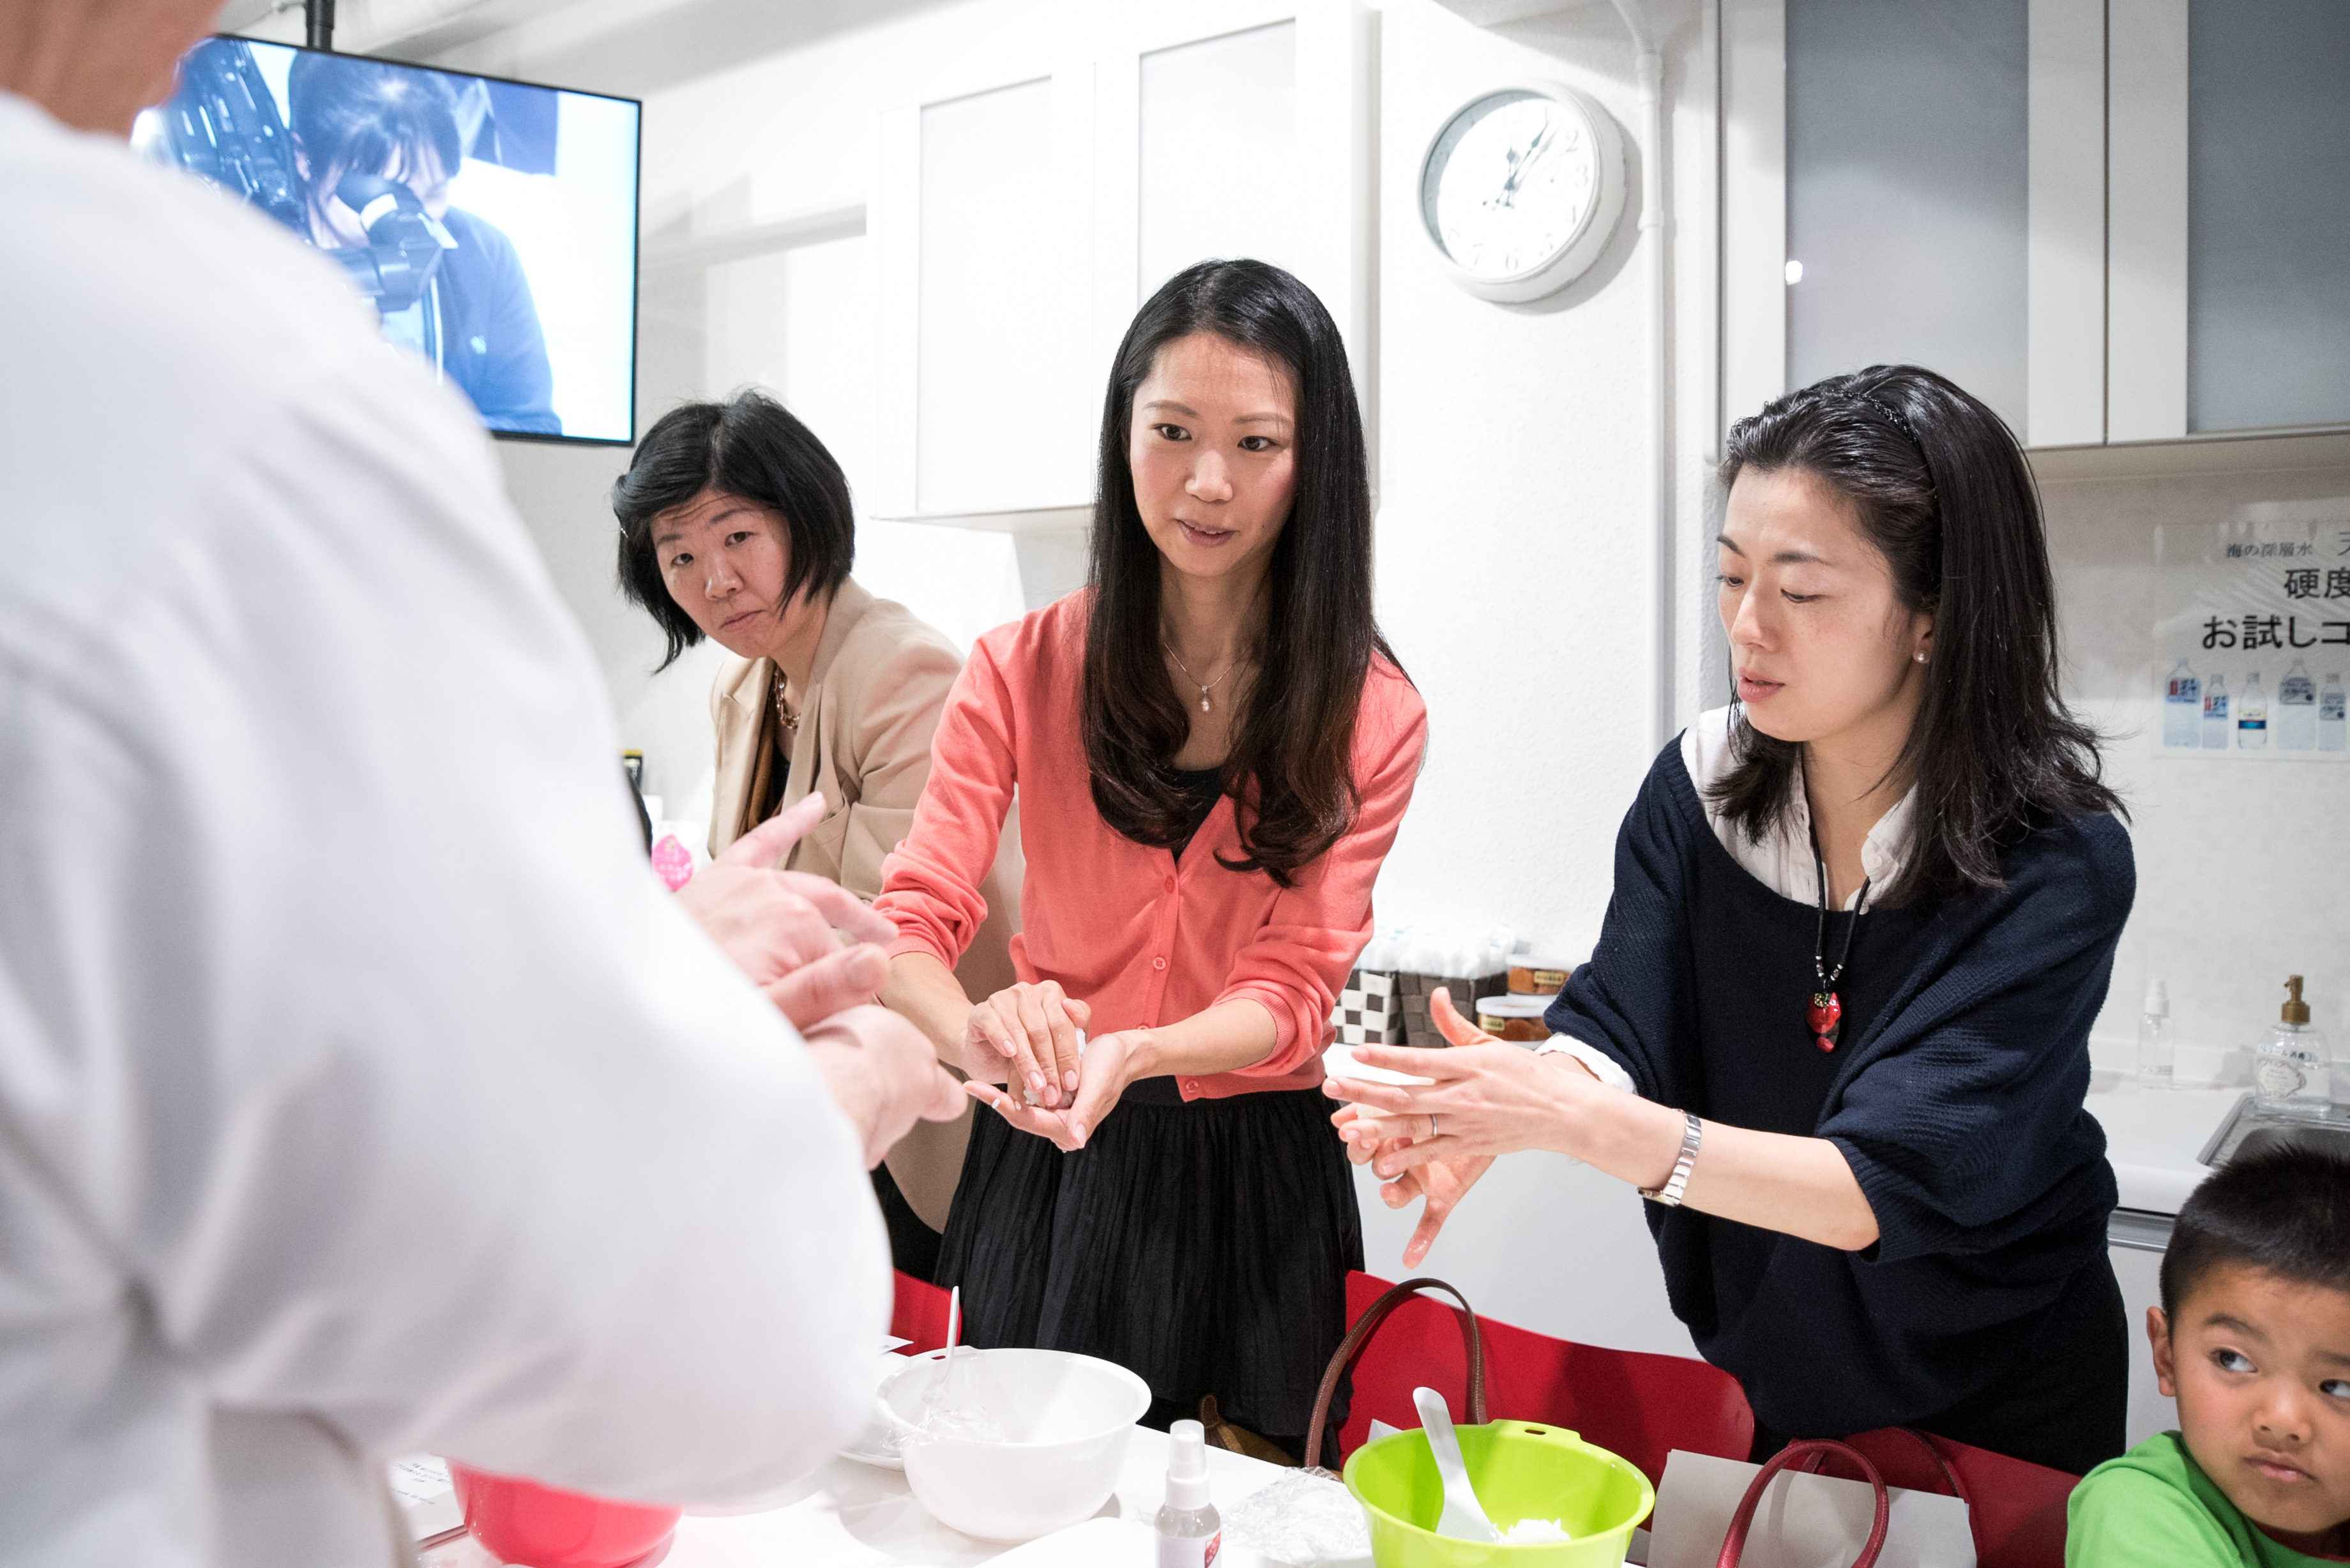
708, 579, 1020, 1233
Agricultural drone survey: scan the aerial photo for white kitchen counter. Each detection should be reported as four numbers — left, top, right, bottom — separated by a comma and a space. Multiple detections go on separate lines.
419, 1423, 1292, 1568
2081, 1078, 2240, 1215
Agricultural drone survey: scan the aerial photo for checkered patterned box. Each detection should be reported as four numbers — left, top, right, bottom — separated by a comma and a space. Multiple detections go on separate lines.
1329, 969, 1404, 1046
1397, 970, 1509, 1050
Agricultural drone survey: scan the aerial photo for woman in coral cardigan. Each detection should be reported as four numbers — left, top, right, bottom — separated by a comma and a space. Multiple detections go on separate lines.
877, 260, 1425, 1458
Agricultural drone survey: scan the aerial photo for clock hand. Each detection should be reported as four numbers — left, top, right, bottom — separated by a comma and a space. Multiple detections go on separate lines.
1497, 118, 1561, 204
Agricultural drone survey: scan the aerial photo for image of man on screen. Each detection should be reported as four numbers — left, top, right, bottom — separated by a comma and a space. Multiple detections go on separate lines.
287, 52, 561, 436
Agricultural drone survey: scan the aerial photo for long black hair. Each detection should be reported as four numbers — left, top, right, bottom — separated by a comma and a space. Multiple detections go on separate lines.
1084, 259, 1399, 886
610, 391, 856, 670
1712, 364, 2119, 906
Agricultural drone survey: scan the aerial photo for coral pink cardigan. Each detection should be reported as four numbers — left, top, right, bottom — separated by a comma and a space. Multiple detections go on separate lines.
876, 593, 1427, 1100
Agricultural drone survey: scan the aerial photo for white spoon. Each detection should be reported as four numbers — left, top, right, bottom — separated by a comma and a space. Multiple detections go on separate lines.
1414, 1385, 1500, 1543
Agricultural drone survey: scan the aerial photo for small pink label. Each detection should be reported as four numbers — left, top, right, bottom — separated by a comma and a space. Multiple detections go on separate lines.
651, 834, 694, 891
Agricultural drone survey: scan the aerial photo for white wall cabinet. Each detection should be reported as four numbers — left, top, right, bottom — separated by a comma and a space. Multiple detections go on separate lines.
869, 0, 1374, 534
1724, 0, 2350, 450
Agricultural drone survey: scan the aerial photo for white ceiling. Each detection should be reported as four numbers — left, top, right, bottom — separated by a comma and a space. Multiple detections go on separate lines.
214, 0, 969, 96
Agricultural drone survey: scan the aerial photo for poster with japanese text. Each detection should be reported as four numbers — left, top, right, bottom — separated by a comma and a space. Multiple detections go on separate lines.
2153, 512, 2350, 761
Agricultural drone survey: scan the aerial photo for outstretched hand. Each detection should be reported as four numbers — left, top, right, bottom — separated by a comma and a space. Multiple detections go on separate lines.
675, 794, 898, 1003
1323, 987, 1583, 1266
803, 1004, 968, 1168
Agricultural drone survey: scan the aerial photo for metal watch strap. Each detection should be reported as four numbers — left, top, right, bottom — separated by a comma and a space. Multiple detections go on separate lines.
1640, 1111, 1702, 1207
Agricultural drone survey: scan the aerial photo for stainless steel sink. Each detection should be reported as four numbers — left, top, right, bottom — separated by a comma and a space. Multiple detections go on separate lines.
2197, 1092, 2350, 1168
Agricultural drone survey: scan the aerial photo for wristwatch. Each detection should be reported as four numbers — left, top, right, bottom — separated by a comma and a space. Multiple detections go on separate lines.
1639, 1111, 1702, 1207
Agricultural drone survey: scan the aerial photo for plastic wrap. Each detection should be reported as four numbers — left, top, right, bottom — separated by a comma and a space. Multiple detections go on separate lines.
1220, 1467, 1374, 1567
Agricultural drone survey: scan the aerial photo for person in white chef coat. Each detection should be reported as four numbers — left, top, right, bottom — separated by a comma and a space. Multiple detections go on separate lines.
0, 5, 962, 1566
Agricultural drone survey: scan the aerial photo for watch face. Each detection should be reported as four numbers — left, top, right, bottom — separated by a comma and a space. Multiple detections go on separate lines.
1422, 89, 1600, 282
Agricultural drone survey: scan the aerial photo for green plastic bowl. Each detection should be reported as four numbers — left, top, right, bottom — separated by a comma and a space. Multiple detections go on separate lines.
1343, 1420, 1656, 1567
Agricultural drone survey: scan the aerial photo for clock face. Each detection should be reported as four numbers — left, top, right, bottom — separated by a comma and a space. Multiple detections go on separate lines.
1419, 84, 1621, 301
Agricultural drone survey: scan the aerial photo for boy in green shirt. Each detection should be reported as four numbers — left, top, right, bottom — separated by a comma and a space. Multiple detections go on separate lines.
2068, 1147, 2350, 1565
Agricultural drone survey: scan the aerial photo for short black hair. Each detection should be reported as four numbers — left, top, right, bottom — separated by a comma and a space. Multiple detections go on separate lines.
287, 53, 463, 185
611, 391, 857, 670
2160, 1145, 2350, 1321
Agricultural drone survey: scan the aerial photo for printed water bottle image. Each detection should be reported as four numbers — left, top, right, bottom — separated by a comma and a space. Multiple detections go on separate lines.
2162, 659, 2201, 747
2237, 672, 2268, 749
2322, 672, 2347, 752
2202, 673, 2231, 748
2277, 660, 2316, 750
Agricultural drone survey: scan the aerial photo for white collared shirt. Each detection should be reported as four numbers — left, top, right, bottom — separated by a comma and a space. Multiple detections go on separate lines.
0, 92, 886, 1568
1538, 707, 1918, 1092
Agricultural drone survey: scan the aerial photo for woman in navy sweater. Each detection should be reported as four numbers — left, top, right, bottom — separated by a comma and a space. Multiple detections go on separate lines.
1328, 365, 2133, 1475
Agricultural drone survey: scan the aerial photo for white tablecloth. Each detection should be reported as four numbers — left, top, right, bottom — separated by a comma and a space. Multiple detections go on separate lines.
420, 1424, 1292, 1568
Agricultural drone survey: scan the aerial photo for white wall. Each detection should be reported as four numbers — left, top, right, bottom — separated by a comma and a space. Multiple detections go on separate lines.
1370, 0, 1713, 966
2039, 446, 2350, 1071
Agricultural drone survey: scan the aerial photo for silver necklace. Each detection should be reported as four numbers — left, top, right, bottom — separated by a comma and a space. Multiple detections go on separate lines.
1162, 642, 1234, 714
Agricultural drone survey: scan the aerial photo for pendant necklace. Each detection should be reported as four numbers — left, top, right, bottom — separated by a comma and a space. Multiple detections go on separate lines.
1808, 839, 1870, 1053
1163, 642, 1234, 714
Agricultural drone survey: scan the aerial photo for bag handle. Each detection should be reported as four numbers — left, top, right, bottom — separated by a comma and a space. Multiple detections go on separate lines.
1303, 1276, 1487, 1473
1798, 1428, 1971, 1509
1716, 1439, 1891, 1568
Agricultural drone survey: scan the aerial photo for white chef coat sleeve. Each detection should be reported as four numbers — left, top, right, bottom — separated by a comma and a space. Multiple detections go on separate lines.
4, 344, 890, 1507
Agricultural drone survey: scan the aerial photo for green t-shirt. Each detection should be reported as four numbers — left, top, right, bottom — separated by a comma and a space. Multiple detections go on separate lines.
2068, 1431, 2348, 1567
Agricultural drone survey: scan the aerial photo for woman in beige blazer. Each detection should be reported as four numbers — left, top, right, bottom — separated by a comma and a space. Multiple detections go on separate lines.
614, 390, 1019, 1278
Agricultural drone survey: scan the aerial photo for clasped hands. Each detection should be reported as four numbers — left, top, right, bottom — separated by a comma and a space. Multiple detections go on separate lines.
676, 793, 964, 1166
956, 980, 1143, 1152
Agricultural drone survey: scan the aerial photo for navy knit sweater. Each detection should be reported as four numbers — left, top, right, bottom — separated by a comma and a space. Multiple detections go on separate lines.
1544, 740, 2134, 1438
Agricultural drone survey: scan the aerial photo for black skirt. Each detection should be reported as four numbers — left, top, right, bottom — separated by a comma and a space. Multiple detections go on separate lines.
936, 1075, 1362, 1446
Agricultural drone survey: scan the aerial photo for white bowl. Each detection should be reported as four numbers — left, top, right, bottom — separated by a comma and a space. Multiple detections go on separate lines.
880, 1347, 1151, 1541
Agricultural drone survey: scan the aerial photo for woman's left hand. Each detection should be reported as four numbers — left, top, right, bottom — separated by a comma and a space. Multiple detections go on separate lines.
1323, 989, 1595, 1176
965, 1028, 1146, 1152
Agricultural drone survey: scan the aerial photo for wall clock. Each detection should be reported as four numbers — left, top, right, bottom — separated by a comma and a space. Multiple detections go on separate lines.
1418, 80, 1625, 303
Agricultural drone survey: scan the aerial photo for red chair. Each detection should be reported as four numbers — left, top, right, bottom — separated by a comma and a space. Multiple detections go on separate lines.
1336, 1271, 1755, 1486
890, 1270, 953, 1353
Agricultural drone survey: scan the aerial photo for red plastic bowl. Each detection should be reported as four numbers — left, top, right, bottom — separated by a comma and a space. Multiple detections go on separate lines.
445, 1461, 682, 1568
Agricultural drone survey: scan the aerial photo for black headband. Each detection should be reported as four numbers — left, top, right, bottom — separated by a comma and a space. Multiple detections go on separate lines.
1856, 391, 1935, 492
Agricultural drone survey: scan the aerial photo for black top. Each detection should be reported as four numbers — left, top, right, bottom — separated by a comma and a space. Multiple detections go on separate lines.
1545, 739, 2135, 1438
1169, 765, 1224, 861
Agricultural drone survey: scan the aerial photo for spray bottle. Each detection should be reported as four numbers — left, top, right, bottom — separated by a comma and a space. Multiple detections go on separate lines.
1156, 1419, 1221, 1567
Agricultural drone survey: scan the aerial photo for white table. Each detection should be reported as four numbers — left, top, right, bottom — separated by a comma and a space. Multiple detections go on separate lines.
420, 1420, 1294, 1568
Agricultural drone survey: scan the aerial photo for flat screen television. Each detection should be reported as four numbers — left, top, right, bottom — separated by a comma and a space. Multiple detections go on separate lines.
135, 37, 642, 445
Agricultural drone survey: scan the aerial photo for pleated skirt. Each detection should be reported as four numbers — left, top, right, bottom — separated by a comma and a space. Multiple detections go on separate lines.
934, 1076, 1363, 1445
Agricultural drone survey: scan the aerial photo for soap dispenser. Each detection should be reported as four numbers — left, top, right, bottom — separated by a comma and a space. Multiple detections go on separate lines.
2252, 976, 2329, 1113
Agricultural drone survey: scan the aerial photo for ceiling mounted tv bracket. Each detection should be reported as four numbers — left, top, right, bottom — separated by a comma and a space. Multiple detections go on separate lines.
307, 0, 335, 52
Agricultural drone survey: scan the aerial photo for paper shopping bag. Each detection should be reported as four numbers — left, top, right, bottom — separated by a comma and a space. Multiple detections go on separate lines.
1646, 1447, 1975, 1568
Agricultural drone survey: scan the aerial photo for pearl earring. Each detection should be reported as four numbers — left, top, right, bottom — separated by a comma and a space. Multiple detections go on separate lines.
1914, 652, 1928, 664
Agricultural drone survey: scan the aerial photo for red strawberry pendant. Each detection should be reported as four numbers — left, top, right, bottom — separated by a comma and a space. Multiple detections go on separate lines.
1807, 990, 1842, 1053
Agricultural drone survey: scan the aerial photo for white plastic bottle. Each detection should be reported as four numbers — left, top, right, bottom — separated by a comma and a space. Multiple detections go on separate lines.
2252, 976, 2329, 1113
2163, 660, 2201, 748
2237, 672, 2268, 749
1156, 1419, 1222, 1567
2137, 980, 2174, 1090
2277, 660, 2317, 750
2202, 674, 2231, 748
2321, 672, 2347, 752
